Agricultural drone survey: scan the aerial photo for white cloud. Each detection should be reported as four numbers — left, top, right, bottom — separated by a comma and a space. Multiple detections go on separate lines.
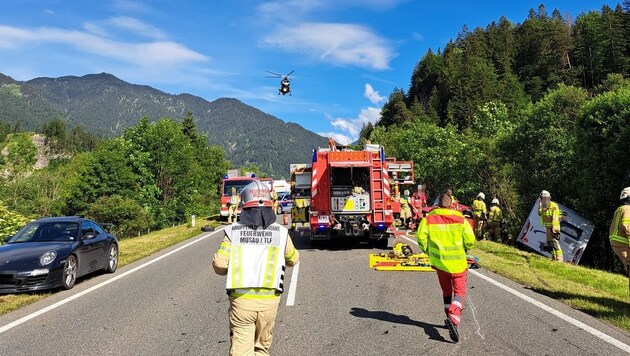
107, 16, 167, 39
113, 0, 152, 13
44, 9, 55, 15
0, 25, 207, 67
412, 32, 424, 41
364, 83, 384, 104
320, 106, 381, 144
317, 131, 354, 145
263, 23, 394, 70
259, 0, 407, 15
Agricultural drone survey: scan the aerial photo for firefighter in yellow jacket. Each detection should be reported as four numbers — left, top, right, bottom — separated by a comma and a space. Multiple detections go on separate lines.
471, 192, 487, 239
538, 190, 563, 261
487, 198, 503, 242
417, 193, 475, 342
228, 187, 241, 223
610, 187, 630, 273
213, 181, 299, 356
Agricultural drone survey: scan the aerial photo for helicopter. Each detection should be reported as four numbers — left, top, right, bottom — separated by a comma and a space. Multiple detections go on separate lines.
266, 70, 294, 95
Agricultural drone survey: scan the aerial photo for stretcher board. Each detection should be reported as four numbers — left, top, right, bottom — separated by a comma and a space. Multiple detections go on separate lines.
517, 198, 594, 264
369, 253, 481, 272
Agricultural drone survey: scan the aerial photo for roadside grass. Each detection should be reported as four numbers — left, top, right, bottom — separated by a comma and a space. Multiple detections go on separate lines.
0, 217, 222, 316
472, 240, 630, 331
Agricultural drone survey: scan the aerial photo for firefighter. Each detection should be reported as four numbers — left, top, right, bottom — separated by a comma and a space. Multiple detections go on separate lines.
213, 180, 300, 356
609, 187, 630, 273
487, 198, 503, 242
538, 190, 563, 261
271, 189, 279, 214
471, 192, 487, 240
417, 193, 475, 342
399, 190, 412, 229
410, 185, 428, 228
227, 187, 241, 223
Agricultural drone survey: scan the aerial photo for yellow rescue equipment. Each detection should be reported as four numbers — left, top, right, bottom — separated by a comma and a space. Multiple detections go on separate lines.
369, 238, 480, 272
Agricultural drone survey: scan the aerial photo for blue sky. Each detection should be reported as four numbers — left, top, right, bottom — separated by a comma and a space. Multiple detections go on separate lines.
0, 0, 616, 144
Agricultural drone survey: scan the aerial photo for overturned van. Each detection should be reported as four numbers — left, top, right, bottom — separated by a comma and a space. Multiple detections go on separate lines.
516, 198, 594, 264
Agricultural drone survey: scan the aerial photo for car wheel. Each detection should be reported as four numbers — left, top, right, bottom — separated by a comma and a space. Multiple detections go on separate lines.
277, 206, 282, 215
106, 243, 118, 273
62, 255, 77, 290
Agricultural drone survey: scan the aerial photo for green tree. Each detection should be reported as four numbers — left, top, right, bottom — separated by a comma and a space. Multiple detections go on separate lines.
86, 195, 150, 238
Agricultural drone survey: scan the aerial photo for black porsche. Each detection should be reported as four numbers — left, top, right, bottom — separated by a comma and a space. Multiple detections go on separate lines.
0, 216, 118, 293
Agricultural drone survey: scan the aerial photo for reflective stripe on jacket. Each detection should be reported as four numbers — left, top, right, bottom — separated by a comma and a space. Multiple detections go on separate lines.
225, 223, 291, 296
488, 206, 503, 223
538, 201, 561, 229
416, 208, 475, 273
609, 205, 630, 245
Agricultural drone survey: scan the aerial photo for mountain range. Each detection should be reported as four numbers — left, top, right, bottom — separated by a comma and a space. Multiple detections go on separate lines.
0, 72, 328, 178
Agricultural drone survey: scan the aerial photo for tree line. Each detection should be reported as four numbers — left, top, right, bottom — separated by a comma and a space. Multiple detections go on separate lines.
0, 113, 230, 239
363, 3, 630, 271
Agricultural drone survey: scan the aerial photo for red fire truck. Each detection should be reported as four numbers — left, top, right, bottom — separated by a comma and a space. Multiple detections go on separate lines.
219, 171, 258, 220
309, 141, 393, 246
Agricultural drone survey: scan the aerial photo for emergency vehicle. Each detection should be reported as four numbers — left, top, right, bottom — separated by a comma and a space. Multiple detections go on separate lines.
385, 158, 415, 226
289, 164, 312, 228
219, 170, 258, 220
309, 140, 393, 246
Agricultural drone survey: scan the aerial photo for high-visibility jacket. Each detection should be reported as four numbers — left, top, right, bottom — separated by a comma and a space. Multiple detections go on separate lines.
471, 199, 487, 217
400, 197, 410, 209
229, 194, 241, 205
538, 201, 561, 231
417, 208, 475, 274
488, 206, 503, 223
223, 223, 296, 298
609, 205, 630, 245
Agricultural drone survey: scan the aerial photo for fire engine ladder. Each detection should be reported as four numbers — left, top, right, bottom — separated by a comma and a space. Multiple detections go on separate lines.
370, 158, 386, 223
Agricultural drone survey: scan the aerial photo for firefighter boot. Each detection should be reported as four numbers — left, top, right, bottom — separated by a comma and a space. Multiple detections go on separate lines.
445, 318, 460, 343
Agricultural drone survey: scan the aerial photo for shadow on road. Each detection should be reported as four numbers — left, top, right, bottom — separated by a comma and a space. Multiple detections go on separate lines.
349, 307, 451, 343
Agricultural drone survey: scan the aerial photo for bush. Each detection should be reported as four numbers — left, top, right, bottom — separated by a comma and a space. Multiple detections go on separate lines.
86, 195, 150, 238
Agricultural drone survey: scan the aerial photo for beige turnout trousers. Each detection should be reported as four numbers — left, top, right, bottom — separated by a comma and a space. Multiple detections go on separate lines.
229, 296, 281, 356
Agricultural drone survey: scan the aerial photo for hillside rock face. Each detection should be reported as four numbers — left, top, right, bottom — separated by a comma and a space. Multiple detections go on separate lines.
0, 73, 327, 177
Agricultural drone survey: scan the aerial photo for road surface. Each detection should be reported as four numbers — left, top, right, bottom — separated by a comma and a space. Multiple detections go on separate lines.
1, 219, 629, 355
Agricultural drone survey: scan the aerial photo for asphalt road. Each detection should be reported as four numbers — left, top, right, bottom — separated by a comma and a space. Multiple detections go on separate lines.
1, 219, 630, 356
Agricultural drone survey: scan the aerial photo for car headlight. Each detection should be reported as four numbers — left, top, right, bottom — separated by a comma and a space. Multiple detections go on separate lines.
40, 251, 57, 266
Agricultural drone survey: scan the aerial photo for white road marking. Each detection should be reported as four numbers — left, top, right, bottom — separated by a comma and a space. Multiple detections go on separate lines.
0, 227, 226, 335
286, 261, 300, 306
467, 296, 485, 340
398, 234, 630, 353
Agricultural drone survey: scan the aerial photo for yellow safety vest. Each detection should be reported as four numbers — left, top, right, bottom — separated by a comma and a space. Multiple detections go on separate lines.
488, 206, 503, 223
610, 205, 630, 245
471, 200, 487, 217
417, 208, 475, 273
539, 201, 560, 229
226, 223, 288, 296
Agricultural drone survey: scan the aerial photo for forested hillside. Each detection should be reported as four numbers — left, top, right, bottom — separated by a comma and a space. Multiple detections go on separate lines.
365, 3, 630, 271
0, 73, 327, 177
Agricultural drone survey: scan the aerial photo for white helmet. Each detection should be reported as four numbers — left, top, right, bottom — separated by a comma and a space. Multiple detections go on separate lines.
404, 189, 410, 197
621, 187, 630, 200
540, 190, 551, 198
241, 181, 273, 209
492, 198, 499, 205
477, 192, 485, 200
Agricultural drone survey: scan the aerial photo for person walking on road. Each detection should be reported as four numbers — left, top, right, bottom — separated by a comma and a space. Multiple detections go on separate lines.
417, 193, 475, 342
610, 187, 630, 278
487, 198, 503, 242
213, 180, 300, 356
471, 192, 487, 240
538, 190, 563, 261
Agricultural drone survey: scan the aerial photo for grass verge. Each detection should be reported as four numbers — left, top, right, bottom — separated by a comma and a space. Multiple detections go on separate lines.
472, 240, 630, 332
0, 218, 221, 316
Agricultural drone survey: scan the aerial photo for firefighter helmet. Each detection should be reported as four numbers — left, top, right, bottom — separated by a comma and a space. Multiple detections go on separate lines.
477, 192, 485, 200
241, 181, 273, 209
540, 190, 551, 198
621, 187, 630, 200
492, 198, 499, 205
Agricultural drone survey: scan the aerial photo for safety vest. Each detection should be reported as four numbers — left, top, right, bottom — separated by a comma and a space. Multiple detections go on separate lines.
230, 195, 240, 205
488, 206, 503, 223
225, 223, 288, 293
471, 200, 487, 217
539, 201, 560, 229
417, 208, 475, 273
610, 205, 630, 245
